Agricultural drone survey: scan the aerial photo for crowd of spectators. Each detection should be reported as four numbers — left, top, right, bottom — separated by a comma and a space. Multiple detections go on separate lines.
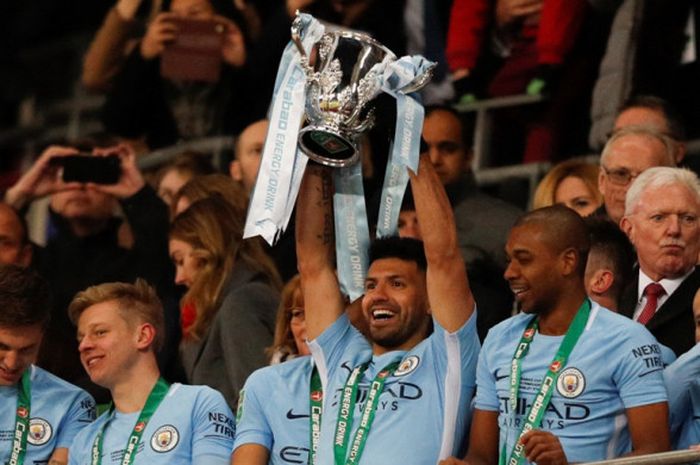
1, 0, 699, 464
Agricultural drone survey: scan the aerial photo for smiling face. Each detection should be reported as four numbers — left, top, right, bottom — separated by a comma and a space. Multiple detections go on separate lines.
361, 258, 430, 352
77, 300, 141, 389
0, 324, 43, 386
504, 223, 566, 315
621, 183, 700, 281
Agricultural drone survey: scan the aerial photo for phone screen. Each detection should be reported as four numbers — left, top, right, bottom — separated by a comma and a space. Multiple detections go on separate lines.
55, 155, 121, 185
160, 18, 224, 83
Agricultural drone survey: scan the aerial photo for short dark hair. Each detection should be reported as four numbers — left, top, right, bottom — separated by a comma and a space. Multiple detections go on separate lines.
585, 217, 636, 297
619, 95, 686, 140
0, 265, 51, 328
424, 105, 476, 150
369, 236, 427, 272
514, 205, 590, 278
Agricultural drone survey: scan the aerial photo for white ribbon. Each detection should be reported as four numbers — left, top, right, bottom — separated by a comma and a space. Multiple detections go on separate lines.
244, 14, 325, 243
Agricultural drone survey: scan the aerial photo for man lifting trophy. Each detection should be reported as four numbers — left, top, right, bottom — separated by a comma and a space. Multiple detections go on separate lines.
244, 12, 434, 299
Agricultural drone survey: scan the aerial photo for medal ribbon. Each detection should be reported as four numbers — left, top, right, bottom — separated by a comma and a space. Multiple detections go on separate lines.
91, 378, 170, 465
309, 367, 323, 465
500, 300, 591, 465
9, 370, 31, 465
333, 360, 400, 465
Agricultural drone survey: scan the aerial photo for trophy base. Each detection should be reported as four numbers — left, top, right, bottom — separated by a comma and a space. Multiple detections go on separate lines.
298, 128, 359, 168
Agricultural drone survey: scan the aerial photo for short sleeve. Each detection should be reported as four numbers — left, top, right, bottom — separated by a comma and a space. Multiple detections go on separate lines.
428, 306, 480, 382
192, 388, 236, 465
664, 344, 700, 434
56, 391, 96, 449
233, 371, 273, 451
612, 326, 669, 409
308, 313, 370, 389
474, 336, 499, 412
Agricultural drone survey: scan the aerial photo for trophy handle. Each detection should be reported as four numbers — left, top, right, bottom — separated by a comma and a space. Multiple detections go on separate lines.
398, 62, 437, 95
291, 11, 308, 59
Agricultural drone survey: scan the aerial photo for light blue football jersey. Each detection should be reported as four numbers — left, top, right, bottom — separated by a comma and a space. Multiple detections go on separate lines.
476, 302, 668, 464
234, 355, 315, 464
308, 310, 480, 464
68, 383, 234, 465
0, 365, 95, 464
664, 343, 700, 448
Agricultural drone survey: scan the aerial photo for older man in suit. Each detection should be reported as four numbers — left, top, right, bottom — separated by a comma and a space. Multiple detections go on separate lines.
619, 166, 700, 356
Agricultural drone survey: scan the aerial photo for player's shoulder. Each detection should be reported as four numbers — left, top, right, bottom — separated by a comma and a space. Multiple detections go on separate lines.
167, 382, 227, 405
586, 303, 653, 340
248, 356, 312, 385
71, 408, 108, 447
483, 312, 531, 345
31, 365, 93, 400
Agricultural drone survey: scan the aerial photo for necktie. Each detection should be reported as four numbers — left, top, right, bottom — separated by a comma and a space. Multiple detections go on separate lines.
637, 283, 666, 325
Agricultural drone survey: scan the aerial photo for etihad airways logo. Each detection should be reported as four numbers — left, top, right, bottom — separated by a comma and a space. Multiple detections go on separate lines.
497, 396, 591, 429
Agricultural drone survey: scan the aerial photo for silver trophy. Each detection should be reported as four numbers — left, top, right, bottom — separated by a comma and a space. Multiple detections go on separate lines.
291, 15, 434, 167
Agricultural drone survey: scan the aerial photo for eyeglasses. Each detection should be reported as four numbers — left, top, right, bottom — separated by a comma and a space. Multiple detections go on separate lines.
602, 166, 643, 186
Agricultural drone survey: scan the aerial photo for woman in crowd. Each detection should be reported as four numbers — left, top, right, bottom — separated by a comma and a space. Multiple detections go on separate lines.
266, 275, 310, 364
532, 158, 602, 216
169, 195, 281, 408
102, 0, 263, 149
171, 172, 248, 217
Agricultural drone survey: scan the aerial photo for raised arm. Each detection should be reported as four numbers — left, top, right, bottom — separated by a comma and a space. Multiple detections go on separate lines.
409, 154, 475, 332
295, 165, 345, 339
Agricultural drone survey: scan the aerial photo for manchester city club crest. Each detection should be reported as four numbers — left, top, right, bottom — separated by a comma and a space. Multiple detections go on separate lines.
150, 425, 179, 453
394, 356, 420, 377
556, 367, 586, 398
27, 418, 52, 446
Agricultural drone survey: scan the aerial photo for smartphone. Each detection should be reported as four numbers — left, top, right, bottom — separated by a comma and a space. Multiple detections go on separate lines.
160, 17, 225, 83
51, 154, 121, 185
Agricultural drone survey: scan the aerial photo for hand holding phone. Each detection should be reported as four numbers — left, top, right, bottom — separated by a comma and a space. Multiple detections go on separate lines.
141, 12, 180, 60
160, 17, 225, 82
49, 154, 122, 185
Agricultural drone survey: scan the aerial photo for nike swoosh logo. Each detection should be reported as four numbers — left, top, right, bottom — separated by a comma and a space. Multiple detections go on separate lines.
286, 409, 309, 420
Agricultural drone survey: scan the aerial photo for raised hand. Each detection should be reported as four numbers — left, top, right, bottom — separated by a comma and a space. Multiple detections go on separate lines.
90, 143, 145, 199
140, 12, 179, 59
4, 146, 83, 209
215, 15, 246, 67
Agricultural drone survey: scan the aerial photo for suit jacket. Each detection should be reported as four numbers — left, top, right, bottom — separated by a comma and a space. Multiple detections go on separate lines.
179, 263, 279, 410
619, 266, 700, 357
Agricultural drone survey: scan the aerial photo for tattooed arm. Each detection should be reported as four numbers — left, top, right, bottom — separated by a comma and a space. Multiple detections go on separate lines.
295, 165, 345, 339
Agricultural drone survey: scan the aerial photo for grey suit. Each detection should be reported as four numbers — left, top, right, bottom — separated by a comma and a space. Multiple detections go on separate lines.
180, 263, 279, 409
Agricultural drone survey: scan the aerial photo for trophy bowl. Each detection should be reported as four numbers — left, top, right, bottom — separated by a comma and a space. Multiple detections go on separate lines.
294, 26, 396, 167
